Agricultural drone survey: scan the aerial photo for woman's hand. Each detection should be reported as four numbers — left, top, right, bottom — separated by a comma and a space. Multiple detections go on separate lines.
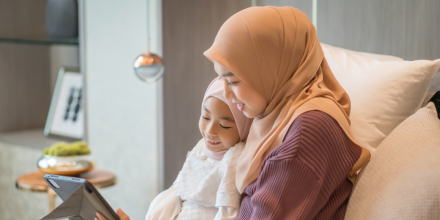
95, 208, 130, 220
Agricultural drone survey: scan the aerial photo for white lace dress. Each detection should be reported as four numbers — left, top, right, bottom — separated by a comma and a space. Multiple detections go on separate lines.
146, 139, 244, 220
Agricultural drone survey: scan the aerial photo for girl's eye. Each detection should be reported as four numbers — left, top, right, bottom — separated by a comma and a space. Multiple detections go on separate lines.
220, 124, 231, 129
202, 116, 209, 120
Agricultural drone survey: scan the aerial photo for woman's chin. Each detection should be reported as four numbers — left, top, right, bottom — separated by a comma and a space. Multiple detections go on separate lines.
243, 110, 257, 119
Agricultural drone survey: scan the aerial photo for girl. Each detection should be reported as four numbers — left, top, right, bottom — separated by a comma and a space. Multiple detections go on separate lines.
96, 78, 251, 220
145, 77, 252, 220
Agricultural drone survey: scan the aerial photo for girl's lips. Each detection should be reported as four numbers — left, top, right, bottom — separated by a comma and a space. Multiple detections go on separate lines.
237, 103, 245, 111
207, 139, 220, 145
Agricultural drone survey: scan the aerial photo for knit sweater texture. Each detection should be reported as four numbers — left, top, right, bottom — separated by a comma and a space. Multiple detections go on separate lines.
239, 110, 362, 220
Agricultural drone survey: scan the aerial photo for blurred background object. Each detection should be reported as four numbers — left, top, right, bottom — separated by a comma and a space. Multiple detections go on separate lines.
45, 0, 78, 39
44, 67, 84, 140
133, 0, 164, 83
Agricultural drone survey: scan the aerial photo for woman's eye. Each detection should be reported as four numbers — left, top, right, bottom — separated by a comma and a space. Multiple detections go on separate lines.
202, 116, 209, 120
220, 124, 231, 129
228, 81, 237, 86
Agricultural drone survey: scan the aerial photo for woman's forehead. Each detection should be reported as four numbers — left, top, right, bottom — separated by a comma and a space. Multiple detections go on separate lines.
214, 60, 231, 75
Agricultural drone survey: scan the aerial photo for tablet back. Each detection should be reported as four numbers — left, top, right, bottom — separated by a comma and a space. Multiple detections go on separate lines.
42, 174, 120, 220
44, 174, 86, 201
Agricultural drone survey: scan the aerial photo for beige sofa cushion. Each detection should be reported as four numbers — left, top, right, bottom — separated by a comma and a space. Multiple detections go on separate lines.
345, 102, 440, 220
323, 43, 440, 153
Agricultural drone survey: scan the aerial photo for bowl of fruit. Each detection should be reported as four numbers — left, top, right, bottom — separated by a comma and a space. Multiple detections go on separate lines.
37, 141, 95, 176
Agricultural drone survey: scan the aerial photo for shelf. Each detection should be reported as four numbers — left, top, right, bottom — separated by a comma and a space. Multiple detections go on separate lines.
0, 129, 69, 151
0, 37, 79, 46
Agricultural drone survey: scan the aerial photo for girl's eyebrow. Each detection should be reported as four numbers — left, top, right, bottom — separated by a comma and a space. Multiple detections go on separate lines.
220, 116, 235, 123
204, 106, 211, 114
205, 105, 235, 122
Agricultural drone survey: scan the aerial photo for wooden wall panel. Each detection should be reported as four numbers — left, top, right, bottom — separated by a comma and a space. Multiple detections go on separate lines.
163, 0, 251, 187
0, 0, 51, 133
257, 0, 312, 19
0, 0, 48, 40
317, 0, 440, 61
0, 44, 51, 133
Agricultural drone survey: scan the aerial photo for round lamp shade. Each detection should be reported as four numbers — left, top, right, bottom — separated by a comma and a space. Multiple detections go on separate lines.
133, 52, 164, 83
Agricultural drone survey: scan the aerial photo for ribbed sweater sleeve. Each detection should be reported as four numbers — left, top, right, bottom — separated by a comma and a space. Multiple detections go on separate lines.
239, 110, 362, 220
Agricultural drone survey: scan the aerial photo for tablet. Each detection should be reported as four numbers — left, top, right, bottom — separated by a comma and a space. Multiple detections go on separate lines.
41, 174, 120, 220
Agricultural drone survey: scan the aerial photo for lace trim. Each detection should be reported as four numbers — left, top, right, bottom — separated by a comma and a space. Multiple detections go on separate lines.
191, 147, 219, 166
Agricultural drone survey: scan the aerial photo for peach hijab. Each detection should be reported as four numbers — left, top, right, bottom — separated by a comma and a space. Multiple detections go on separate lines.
204, 6, 371, 193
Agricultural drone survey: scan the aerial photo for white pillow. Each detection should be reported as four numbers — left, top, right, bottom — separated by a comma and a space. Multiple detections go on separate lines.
322, 43, 440, 152
345, 101, 440, 220
321, 43, 404, 75
321, 43, 404, 62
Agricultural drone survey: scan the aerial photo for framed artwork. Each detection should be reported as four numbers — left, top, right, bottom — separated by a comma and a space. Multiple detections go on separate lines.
44, 67, 84, 140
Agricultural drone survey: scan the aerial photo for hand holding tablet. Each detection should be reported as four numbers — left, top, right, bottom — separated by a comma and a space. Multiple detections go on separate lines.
95, 209, 130, 220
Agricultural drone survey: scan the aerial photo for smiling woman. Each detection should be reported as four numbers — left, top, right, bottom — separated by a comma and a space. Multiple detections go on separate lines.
204, 6, 370, 219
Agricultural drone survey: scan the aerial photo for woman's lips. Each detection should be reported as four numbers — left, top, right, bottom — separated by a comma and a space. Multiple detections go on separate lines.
237, 103, 245, 111
207, 139, 220, 145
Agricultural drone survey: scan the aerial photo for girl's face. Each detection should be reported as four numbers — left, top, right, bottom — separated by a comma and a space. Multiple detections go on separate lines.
214, 61, 267, 118
199, 97, 240, 152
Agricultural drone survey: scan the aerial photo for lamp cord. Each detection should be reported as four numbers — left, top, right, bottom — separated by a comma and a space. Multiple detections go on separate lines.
146, 0, 150, 53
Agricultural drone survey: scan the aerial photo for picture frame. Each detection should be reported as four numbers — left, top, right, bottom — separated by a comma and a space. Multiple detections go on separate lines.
44, 67, 84, 140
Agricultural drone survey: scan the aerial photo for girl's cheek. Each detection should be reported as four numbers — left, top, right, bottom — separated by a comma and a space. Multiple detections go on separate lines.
198, 118, 205, 136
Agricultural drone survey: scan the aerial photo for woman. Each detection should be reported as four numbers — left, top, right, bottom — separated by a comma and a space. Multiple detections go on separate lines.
203, 6, 370, 219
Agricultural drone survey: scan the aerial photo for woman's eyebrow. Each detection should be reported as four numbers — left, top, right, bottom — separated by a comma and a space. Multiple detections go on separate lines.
221, 72, 234, 77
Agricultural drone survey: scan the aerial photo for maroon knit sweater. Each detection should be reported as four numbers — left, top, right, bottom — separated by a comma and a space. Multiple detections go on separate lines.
239, 110, 362, 220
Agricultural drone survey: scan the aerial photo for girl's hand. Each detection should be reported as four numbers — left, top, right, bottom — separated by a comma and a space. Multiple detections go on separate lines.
95, 208, 130, 220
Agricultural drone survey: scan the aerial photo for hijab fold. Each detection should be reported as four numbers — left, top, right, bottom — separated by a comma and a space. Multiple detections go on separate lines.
204, 6, 371, 193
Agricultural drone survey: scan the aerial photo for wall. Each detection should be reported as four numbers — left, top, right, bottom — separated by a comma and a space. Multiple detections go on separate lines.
317, 0, 440, 91
82, 0, 161, 219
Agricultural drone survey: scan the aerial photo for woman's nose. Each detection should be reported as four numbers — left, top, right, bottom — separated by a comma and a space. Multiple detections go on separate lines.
223, 80, 234, 99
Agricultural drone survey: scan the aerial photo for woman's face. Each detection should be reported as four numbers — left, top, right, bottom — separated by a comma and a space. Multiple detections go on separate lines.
199, 97, 240, 152
214, 61, 267, 118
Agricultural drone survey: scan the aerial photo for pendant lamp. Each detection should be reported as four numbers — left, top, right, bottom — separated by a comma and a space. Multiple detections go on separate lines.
133, 0, 164, 83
